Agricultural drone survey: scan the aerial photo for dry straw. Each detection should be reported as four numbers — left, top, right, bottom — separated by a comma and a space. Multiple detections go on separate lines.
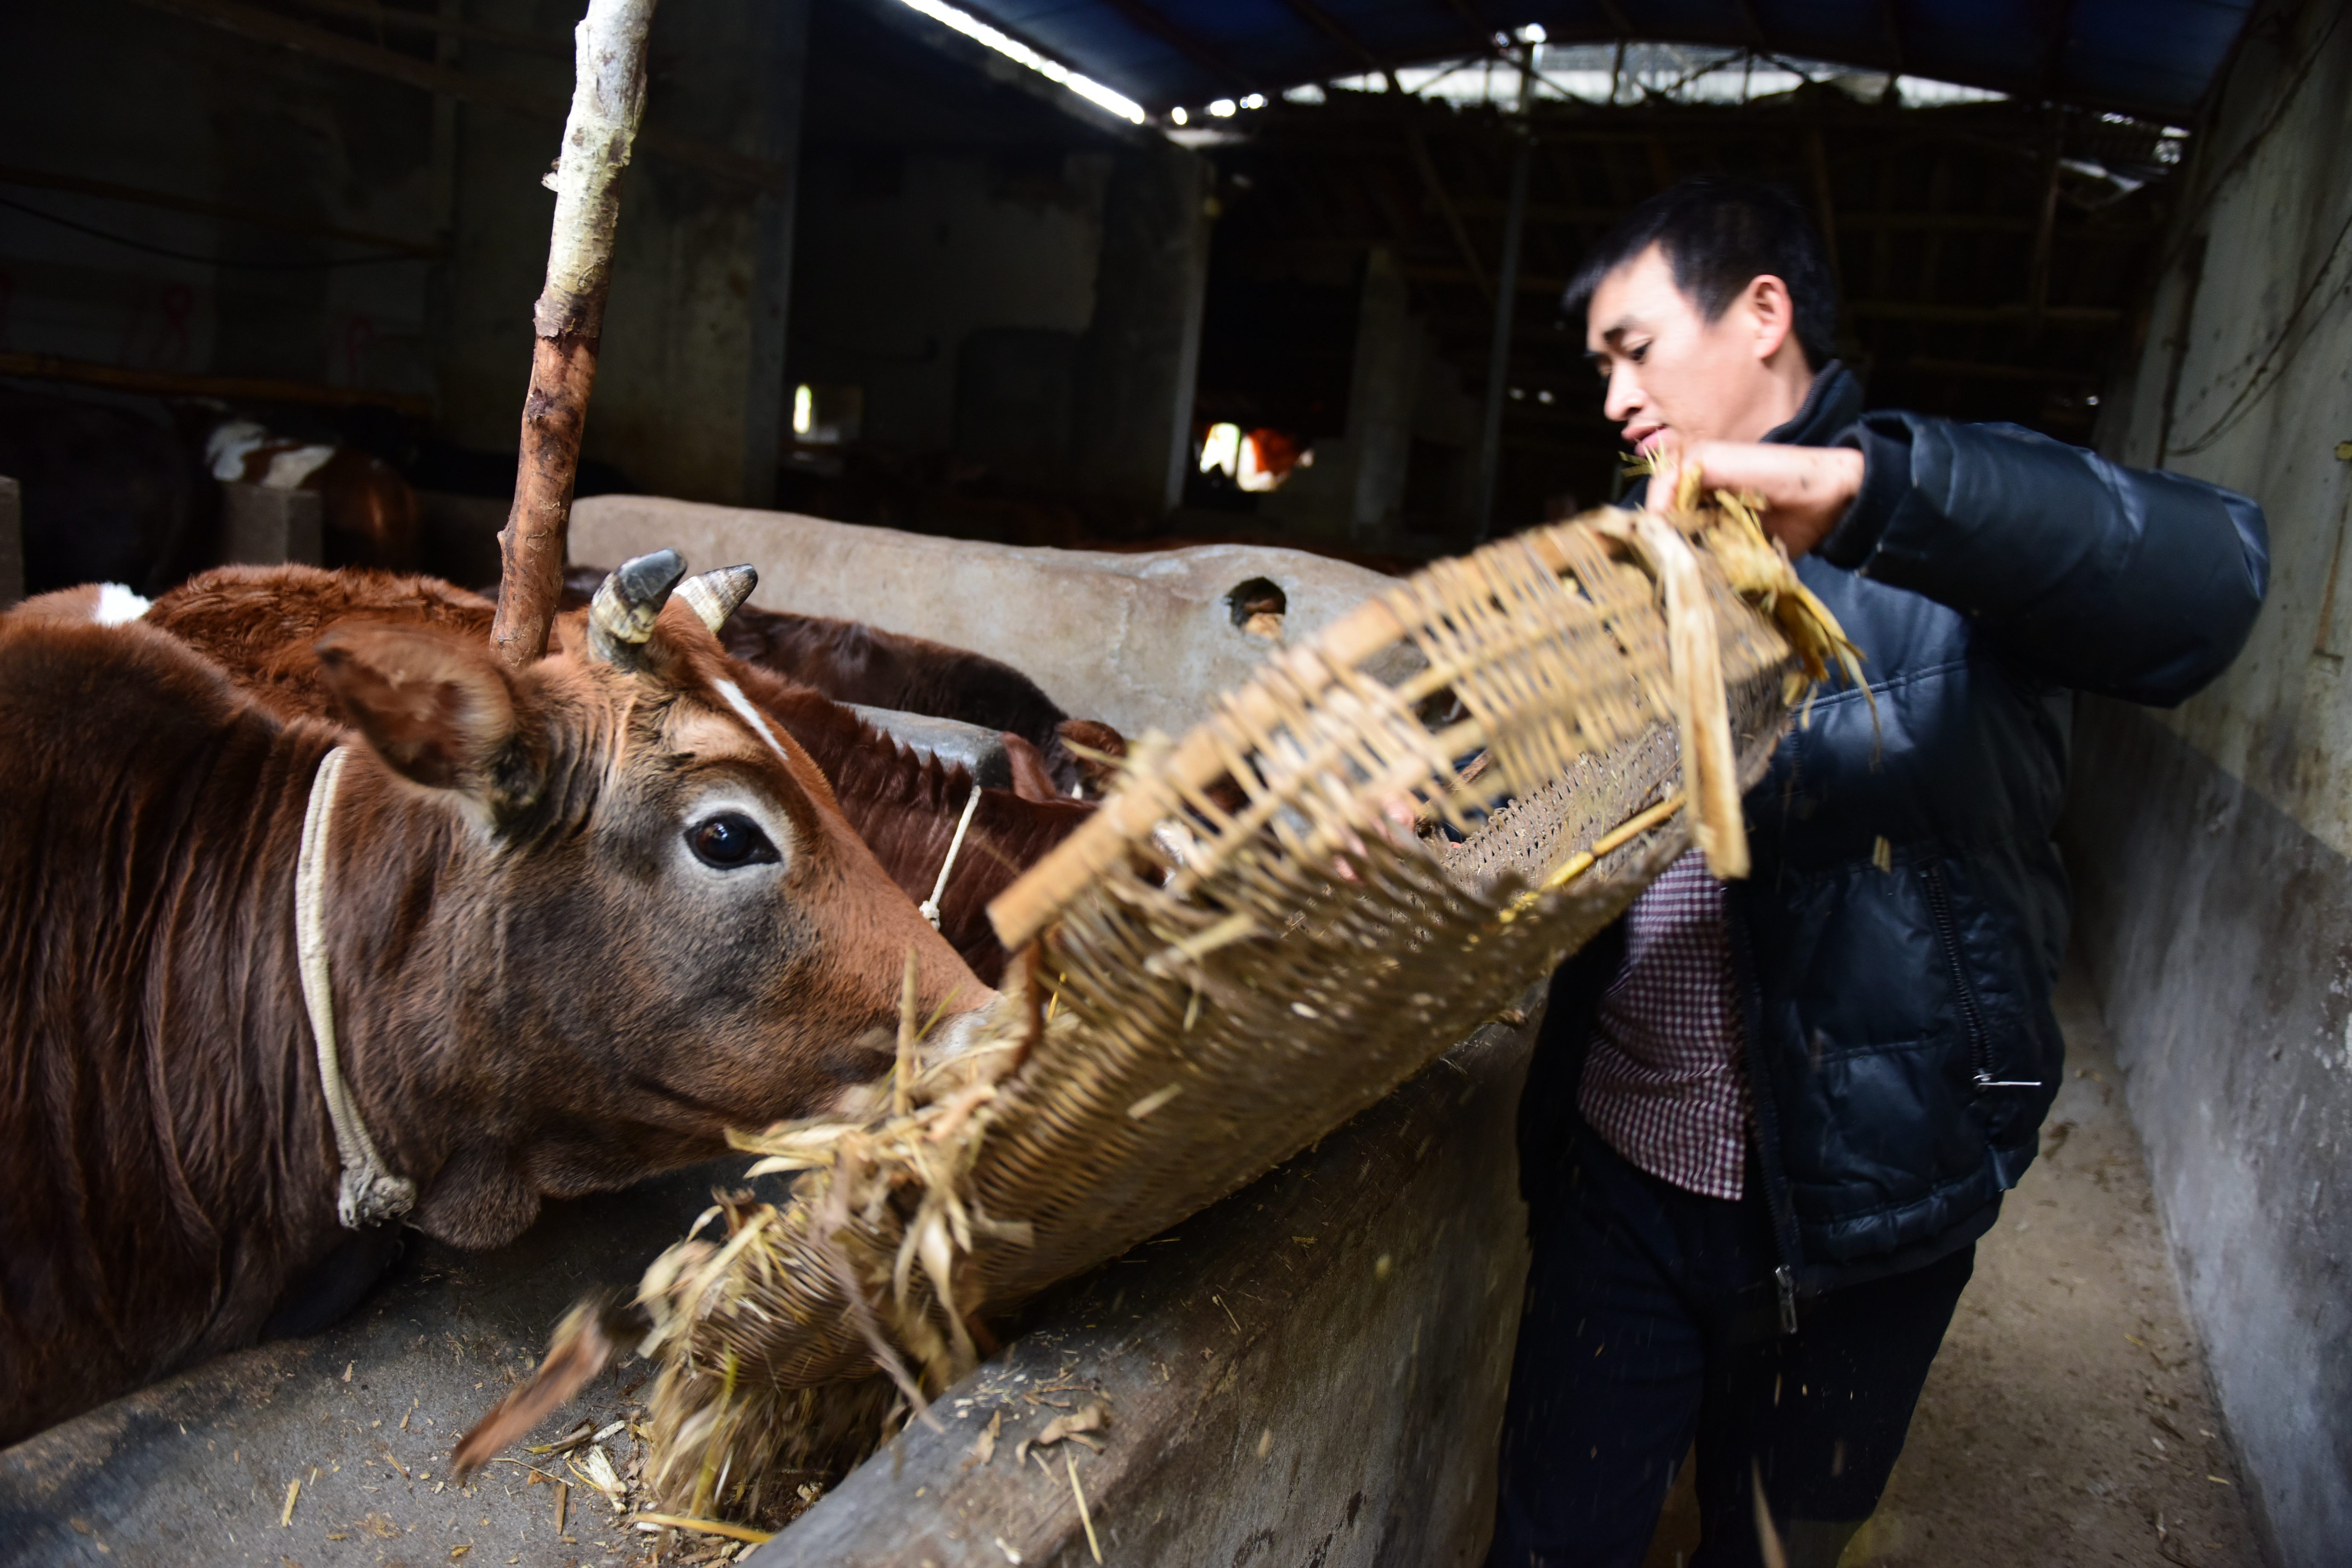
465, 488, 1861, 1528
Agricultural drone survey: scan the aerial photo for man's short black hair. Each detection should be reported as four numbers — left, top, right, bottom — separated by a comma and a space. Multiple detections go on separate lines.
1565, 176, 1839, 370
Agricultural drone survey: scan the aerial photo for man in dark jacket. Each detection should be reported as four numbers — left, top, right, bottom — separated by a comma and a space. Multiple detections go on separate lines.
1487, 177, 2268, 1568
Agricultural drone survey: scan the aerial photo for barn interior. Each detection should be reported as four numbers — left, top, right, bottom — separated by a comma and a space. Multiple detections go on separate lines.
0, 1, 2346, 1565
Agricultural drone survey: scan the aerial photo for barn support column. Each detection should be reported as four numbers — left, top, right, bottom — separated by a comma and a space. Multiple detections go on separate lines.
1471, 128, 1532, 542
1072, 137, 1212, 519
1344, 243, 1420, 539
735, 0, 810, 509
1257, 243, 1426, 545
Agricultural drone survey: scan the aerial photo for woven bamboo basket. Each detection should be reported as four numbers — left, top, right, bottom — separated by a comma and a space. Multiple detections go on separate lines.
458, 481, 1862, 1525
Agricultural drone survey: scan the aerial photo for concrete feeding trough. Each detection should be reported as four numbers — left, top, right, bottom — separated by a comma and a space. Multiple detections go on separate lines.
0, 510, 1533, 1567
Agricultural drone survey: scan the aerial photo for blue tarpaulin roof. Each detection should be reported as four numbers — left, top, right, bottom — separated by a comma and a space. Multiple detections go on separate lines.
951, 0, 2253, 120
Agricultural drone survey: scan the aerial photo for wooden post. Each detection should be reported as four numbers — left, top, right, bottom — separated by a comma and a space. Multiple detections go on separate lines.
490, 0, 658, 668
1470, 115, 1533, 541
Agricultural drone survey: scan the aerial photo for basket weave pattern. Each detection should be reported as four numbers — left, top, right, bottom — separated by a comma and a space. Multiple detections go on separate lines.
625, 508, 1817, 1519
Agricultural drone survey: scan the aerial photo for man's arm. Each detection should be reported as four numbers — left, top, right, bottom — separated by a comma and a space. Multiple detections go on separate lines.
1669, 415, 2270, 706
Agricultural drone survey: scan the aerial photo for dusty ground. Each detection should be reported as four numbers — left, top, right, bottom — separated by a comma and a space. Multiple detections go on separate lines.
1642, 964, 2266, 1568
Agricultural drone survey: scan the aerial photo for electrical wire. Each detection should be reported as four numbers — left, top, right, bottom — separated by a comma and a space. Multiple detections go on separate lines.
0, 193, 430, 271
2156, 2, 2347, 280
2168, 197, 2352, 456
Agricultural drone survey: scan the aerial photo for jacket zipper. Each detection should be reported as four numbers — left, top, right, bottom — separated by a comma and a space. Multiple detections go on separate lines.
1726, 887, 1803, 1334
1920, 863, 2033, 1090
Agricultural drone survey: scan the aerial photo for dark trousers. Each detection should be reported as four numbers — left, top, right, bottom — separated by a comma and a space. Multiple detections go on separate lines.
1486, 1116, 1973, 1568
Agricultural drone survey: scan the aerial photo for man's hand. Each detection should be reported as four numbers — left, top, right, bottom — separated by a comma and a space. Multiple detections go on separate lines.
1647, 441, 1865, 559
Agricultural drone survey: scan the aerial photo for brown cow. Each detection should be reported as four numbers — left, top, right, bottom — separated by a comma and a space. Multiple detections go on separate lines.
729, 658, 1093, 982
205, 417, 422, 570
562, 565, 1126, 798
151, 566, 1095, 984
0, 553, 989, 1444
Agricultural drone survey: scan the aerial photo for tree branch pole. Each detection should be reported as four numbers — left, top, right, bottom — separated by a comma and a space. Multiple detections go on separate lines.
491, 0, 657, 668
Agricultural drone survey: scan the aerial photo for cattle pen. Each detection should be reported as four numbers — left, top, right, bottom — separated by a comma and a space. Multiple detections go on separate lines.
0, 3, 2343, 1568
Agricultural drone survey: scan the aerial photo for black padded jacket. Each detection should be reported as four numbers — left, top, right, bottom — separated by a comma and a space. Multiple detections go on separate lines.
1517, 363, 2270, 1315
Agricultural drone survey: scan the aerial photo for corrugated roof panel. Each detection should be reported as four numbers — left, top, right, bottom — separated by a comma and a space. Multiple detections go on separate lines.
940, 0, 2253, 116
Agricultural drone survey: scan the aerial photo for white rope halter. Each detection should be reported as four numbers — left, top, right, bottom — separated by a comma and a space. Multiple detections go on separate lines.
296, 746, 417, 1230
918, 782, 984, 932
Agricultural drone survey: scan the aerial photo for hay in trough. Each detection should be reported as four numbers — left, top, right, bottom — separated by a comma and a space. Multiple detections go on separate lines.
463, 491, 1859, 1528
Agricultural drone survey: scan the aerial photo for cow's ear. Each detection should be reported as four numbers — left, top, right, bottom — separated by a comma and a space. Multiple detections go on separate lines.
315, 623, 532, 801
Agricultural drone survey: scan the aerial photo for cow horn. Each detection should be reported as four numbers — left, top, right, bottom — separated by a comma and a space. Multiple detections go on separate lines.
588, 548, 687, 666
677, 564, 757, 633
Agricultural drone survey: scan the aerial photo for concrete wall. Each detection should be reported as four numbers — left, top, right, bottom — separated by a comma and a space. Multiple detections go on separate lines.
0, 0, 442, 398
437, 0, 807, 506
787, 131, 1207, 516
787, 146, 1110, 458
1072, 139, 1213, 515
569, 494, 1396, 737
2067, 4, 2352, 1561
0, 2, 802, 511
1262, 244, 1480, 545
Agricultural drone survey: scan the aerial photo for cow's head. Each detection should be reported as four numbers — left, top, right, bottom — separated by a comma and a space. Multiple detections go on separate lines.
312, 551, 988, 1248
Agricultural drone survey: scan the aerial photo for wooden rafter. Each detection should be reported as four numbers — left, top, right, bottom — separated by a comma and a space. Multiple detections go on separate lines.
0, 162, 442, 256
1729, 0, 1769, 50
1878, 0, 1908, 75
1272, 0, 1402, 95
1095, 0, 1264, 98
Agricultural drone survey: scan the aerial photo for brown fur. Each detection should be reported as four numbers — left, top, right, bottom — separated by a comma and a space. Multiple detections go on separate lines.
0, 572, 984, 1443
221, 437, 421, 570
724, 661, 1093, 983
561, 566, 1122, 797
161, 567, 1093, 984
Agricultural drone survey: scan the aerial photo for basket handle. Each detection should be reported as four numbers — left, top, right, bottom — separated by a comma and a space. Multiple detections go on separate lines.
1621, 511, 1750, 880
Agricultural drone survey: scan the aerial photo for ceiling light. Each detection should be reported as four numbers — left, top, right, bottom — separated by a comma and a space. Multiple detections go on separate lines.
1240, 93, 1267, 109
1170, 106, 1188, 124
1209, 98, 1237, 118
895, 0, 1147, 124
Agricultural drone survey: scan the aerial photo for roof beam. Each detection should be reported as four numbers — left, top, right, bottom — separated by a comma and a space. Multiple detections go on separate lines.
1729, 0, 1769, 49
1272, 0, 1403, 94
1095, 0, 1264, 98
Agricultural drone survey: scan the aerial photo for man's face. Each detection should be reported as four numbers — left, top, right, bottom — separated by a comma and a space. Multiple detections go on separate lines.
1585, 242, 1795, 454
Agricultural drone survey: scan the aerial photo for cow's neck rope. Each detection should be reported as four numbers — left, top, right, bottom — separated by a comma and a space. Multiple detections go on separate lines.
296, 745, 418, 1230
918, 782, 983, 932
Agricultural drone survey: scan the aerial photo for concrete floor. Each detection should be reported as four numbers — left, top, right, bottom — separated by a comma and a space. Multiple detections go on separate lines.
1643, 964, 2268, 1568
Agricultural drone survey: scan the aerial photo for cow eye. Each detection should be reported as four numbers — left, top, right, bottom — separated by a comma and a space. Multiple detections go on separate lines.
687, 812, 778, 870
